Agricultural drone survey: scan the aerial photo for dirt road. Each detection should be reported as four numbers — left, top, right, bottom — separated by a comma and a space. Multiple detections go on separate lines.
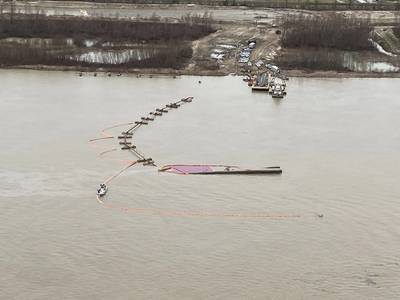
8, 1, 400, 24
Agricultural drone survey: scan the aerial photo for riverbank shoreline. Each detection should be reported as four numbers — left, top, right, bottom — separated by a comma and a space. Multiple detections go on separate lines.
3, 64, 400, 78
2, 3, 400, 78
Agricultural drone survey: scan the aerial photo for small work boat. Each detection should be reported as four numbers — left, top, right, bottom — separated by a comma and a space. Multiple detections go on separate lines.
159, 165, 282, 175
97, 184, 108, 197
270, 83, 286, 98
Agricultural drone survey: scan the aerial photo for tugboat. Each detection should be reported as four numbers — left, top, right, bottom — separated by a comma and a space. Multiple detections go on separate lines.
271, 84, 284, 98
97, 184, 108, 197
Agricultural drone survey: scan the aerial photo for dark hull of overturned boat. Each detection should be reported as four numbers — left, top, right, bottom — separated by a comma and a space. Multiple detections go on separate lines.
159, 165, 282, 175
194, 169, 282, 175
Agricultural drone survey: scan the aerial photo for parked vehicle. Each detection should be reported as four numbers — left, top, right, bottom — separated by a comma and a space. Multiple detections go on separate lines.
266, 64, 280, 73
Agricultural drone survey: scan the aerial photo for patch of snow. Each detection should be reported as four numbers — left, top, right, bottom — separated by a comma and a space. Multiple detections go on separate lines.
367, 62, 399, 72
79, 9, 89, 17
217, 44, 236, 49
84, 40, 97, 47
212, 49, 225, 54
369, 38, 396, 57
72, 49, 151, 64
211, 53, 224, 60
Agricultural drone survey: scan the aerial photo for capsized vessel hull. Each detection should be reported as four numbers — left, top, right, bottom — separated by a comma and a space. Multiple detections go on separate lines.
159, 165, 282, 175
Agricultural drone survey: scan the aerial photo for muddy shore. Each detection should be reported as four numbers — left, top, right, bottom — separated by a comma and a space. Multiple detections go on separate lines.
6, 64, 400, 78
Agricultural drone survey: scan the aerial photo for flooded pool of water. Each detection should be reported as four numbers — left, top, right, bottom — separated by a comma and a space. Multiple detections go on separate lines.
72, 49, 153, 64
344, 52, 400, 72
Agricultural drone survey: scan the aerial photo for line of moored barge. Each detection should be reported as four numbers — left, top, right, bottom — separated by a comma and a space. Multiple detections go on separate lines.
246, 68, 288, 98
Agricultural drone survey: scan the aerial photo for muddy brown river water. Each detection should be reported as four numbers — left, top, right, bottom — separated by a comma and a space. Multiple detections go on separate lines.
1, 70, 399, 299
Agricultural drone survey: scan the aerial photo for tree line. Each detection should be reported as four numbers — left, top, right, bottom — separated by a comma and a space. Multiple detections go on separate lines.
394, 26, 400, 39
280, 13, 373, 51
16, 0, 400, 11
0, 13, 214, 69
275, 49, 346, 71
0, 14, 215, 41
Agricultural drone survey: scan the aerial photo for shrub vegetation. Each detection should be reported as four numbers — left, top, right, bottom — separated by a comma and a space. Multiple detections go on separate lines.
281, 13, 372, 50
0, 13, 213, 69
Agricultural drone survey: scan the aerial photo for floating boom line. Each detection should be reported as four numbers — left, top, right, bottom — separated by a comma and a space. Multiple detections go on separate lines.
92, 96, 194, 200
116, 96, 194, 166
90, 96, 318, 220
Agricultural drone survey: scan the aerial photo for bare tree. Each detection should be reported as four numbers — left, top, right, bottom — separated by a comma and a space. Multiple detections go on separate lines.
281, 13, 372, 51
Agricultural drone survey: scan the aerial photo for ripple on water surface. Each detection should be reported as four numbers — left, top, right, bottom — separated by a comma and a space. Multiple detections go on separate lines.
0, 71, 399, 299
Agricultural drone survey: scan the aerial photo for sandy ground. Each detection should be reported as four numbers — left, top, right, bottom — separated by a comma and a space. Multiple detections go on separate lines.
187, 22, 281, 75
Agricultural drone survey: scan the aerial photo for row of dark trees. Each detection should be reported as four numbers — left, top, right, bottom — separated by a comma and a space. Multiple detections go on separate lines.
394, 26, 400, 38
275, 49, 346, 71
12, 0, 400, 11
280, 13, 373, 51
0, 13, 212, 69
0, 14, 215, 41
